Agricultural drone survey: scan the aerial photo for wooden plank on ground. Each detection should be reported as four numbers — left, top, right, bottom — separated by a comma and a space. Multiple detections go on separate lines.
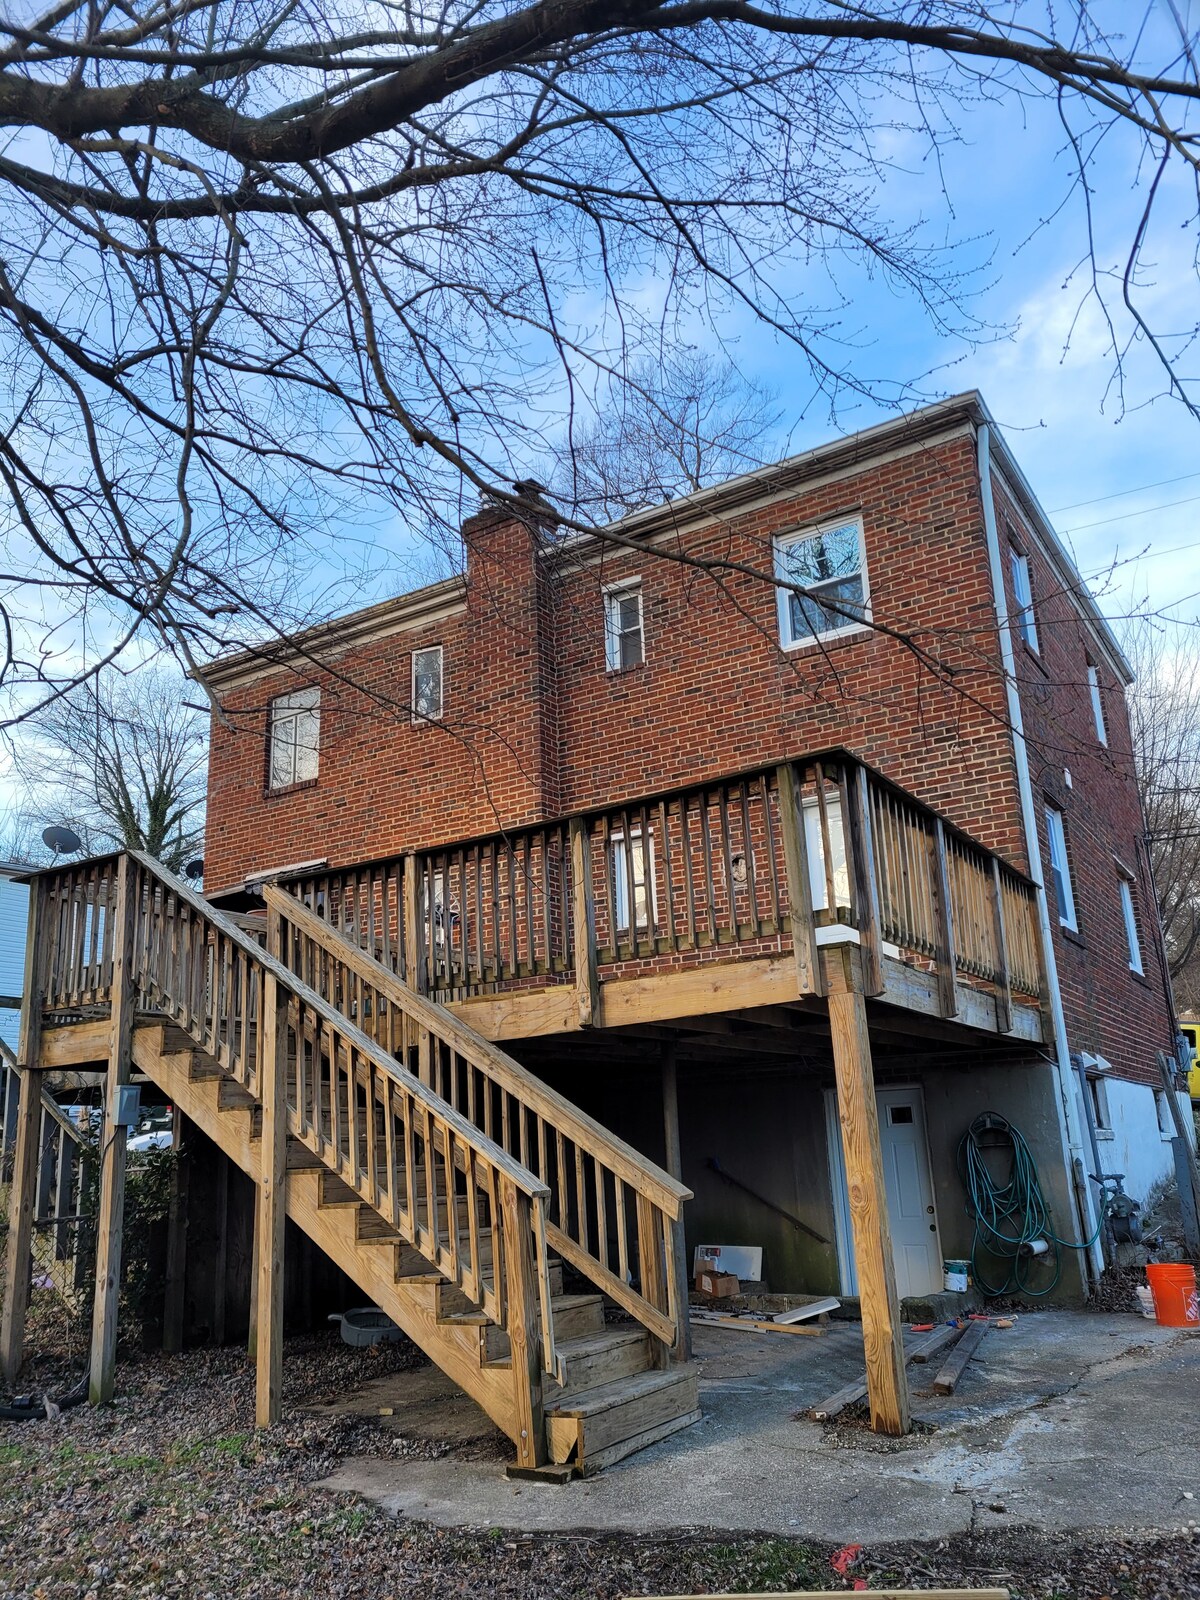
808, 1324, 964, 1420
773, 1296, 840, 1323
690, 1311, 823, 1337
638, 1590, 1008, 1599
933, 1317, 988, 1395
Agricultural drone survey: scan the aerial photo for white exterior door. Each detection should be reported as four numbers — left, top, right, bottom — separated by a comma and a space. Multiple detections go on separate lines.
825, 1084, 943, 1300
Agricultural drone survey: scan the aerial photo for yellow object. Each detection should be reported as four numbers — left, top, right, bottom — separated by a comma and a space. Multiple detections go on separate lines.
1181, 1021, 1200, 1100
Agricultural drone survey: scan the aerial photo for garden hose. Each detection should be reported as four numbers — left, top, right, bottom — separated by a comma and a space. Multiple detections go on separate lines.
957, 1113, 1106, 1297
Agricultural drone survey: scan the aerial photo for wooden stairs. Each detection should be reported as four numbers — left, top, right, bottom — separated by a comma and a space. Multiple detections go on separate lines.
125, 925, 700, 1473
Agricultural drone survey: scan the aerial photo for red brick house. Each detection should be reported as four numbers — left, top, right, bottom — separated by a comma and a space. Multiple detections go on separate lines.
11, 391, 1186, 1458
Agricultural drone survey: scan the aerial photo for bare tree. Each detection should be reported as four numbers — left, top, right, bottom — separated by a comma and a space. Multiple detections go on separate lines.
1122, 614, 1200, 1010
0, 1, 1197, 713
14, 667, 206, 873
549, 354, 783, 521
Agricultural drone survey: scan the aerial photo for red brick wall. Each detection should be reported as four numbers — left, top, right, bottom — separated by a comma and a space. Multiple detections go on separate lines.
993, 473, 1175, 1086
205, 432, 1034, 900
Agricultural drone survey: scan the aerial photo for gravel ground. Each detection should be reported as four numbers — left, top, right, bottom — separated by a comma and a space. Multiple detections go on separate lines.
2, 1291, 1200, 1599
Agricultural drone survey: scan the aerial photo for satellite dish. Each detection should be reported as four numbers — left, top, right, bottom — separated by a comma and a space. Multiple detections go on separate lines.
42, 825, 82, 856
184, 858, 205, 880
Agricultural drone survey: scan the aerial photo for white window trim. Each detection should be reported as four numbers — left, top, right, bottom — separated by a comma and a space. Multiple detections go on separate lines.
603, 580, 644, 672
411, 644, 444, 724
1045, 804, 1078, 931
1010, 547, 1039, 653
774, 517, 872, 651
268, 686, 320, 790
609, 827, 657, 934
1087, 662, 1108, 746
1118, 873, 1144, 975
1155, 1090, 1176, 1140
1086, 1073, 1114, 1140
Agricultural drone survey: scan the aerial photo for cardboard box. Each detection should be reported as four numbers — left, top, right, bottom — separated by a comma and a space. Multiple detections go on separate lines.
695, 1269, 740, 1298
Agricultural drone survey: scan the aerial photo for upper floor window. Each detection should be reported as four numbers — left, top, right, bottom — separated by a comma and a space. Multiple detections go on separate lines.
775, 518, 869, 648
604, 582, 644, 671
268, 687, 320, 790
1087, 661, 1108, 746
1118, 872, 1143, 975
1010, 547, 1039, 652
412, 645, 444, 723
1045, 804, 1077, 931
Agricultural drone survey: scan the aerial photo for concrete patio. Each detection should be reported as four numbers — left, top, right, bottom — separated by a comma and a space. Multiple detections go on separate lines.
316, 1312, 1200, 1544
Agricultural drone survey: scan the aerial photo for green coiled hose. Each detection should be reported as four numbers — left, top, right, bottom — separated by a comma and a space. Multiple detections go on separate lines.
957, 1113, 1106, 1297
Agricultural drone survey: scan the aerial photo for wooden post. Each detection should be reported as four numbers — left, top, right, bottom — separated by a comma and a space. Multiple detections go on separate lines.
661, 1045, 691, 1362
499, 1176, 545, 1467
989, 860, 1014, 1035
0, 1067, 43, 1382
0, 876, 46, 1381
90, 856, 138, 1404
162, 1108, 189, 1355
776, 762, 820, 996
845, 764, 885, 997
255, 906, 289, 1427
928, 819, 959, 1020
402, 854, 422, 993
246, 1195, 260, 1363
825, 946, 910, 1437
569, 817, 600, 1027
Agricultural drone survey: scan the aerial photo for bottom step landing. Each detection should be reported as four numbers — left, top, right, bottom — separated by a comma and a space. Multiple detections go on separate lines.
544, 1366, 701, 1476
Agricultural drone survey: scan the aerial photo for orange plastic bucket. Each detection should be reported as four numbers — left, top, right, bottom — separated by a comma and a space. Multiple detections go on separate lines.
1145, 1263, 1200, 1327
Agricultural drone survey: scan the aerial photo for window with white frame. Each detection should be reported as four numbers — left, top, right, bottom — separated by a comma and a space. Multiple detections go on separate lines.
1087, 661, 1108, 746
1156, 1089, 1175, 1138
1045, 804, 1077, 931
610, 829, 656, 934
412, 645, 444, 723
604, 582, 644, 671
268, 687, 320, 790
1118, 872, 1143, 975
1010, 547, 1039, 652
775, 519, 869, 647
802, 796, 852, 912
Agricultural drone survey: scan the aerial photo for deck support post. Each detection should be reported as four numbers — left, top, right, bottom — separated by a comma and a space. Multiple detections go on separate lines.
660, 1045, 691, 1362
90, 856, 137, 1404
255, 906, 289, 1428
499, 1176, 546, 1468
162, 1108, 189, 1354
0, 1066, 43, 1382
824, 945, 910, 1437
0, 878, 46, 1383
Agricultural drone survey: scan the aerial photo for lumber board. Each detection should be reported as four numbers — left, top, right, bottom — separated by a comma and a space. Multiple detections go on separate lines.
772, 1296, 840, 1323
690, 1312, 823, 1337
639, 1591, 1008, 1599
933, 1317, 988, 1394
807, 1324, 964, 1420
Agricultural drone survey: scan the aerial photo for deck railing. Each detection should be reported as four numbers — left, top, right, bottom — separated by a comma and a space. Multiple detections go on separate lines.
34, 853, 563, 1380
285, 752, 1043, 1028
265, 886, 691, 1350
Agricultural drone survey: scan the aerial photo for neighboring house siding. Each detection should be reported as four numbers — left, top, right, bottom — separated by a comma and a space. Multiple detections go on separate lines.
0, 872, 29, 1053
204, 428, 1026, 895
992, 471, 1174, 1091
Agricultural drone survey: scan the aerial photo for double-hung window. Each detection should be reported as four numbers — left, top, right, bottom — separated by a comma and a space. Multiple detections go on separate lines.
1010, 548, 1039, 652
604, 582, 644, 671
610, 829, 656, 935
1045, 804, 1077, 931
1118, 872, 1143, 975
268, 687, 320, 790
1087, 662, 1108, 746
775, 518, 869, 648
412, 645, 444, 723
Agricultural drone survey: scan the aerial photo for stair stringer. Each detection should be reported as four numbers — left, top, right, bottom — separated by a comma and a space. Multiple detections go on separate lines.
131, 1024, 524, 1444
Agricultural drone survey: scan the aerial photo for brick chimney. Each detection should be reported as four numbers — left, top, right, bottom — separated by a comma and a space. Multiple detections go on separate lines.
462, 487, 562, 826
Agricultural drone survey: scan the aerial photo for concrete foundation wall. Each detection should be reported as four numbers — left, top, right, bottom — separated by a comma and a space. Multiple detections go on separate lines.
1074, 1075, 1189, 1207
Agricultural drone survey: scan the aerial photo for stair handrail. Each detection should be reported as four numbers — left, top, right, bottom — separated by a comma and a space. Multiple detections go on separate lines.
265, 884, 692, 1353
120, 851, 558, 1380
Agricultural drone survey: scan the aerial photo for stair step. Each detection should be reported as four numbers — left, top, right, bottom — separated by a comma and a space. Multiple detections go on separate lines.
545, 1366, 701, 1473
552, 1327, 652, 1393
286, 1140, 324, 1171
550, 1292, 605, 1340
